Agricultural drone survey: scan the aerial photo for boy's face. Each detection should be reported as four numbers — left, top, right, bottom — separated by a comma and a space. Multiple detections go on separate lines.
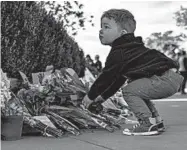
99, 17, 123, 46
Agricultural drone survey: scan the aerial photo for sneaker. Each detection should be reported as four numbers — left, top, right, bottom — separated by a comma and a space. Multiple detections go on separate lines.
157, 121, 165, 132
150, 117, 165, 132
123, 118, 159, 136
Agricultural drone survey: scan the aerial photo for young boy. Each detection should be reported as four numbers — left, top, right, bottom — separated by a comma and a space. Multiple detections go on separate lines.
82, 9, 184, 136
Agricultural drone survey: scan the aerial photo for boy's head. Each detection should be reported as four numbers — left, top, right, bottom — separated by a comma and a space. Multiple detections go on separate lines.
99, 9, 136, 46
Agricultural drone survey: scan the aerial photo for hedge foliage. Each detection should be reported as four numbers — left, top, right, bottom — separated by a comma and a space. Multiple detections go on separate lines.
1, 1, 86, 79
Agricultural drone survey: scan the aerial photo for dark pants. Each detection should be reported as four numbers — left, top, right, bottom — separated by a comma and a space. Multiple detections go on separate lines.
122, 70, 184, 120
180, 71, 187, 93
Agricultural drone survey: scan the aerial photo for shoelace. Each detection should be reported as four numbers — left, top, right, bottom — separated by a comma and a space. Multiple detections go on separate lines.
132, 119, 151, 129
133, 123, 140, 129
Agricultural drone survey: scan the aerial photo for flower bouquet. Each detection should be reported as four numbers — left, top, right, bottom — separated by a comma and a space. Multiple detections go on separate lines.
3, 67, 136, 138
15, 88, 65, 138
1, 69, 64, 139
14, 68, 87, 136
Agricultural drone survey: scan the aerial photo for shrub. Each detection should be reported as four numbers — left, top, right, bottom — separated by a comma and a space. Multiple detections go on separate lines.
1, 1, 86, 80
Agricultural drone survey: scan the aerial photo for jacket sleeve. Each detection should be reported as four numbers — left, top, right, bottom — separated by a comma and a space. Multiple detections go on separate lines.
87, 51, 125, 100
100, 75, 126, 100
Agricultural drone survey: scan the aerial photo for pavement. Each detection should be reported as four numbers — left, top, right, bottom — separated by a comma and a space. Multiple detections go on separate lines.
1, 94, 187, 150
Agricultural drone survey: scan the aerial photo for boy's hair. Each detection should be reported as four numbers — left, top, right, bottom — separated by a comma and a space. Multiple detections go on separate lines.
101, 9, 136, 33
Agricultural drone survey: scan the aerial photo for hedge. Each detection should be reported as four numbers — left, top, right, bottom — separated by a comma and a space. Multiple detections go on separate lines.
1, 1, 86, 80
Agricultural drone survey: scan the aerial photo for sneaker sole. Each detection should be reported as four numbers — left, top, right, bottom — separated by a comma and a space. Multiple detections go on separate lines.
123, 129, 159, 136
158, 127, 165, 132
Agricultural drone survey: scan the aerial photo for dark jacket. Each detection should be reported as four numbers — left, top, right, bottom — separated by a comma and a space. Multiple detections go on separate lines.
88, 33, 178, 100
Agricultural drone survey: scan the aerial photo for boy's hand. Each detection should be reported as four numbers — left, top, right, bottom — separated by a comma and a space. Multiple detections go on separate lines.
87, 95, 105, 114
82, 95, 93, 109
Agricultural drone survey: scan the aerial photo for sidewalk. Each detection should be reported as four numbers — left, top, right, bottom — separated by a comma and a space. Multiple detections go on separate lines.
2, 98, 187, 150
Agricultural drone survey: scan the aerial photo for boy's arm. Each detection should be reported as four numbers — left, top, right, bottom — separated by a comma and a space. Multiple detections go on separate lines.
87, 63, 121, 100
100, 75, 126, 100
87, 51, 125, 101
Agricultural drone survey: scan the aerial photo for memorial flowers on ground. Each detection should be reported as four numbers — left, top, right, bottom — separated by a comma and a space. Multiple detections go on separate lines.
1, 67, 136, 138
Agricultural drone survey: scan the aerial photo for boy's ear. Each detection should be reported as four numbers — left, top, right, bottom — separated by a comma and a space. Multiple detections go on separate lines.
121, 30, 127, 35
